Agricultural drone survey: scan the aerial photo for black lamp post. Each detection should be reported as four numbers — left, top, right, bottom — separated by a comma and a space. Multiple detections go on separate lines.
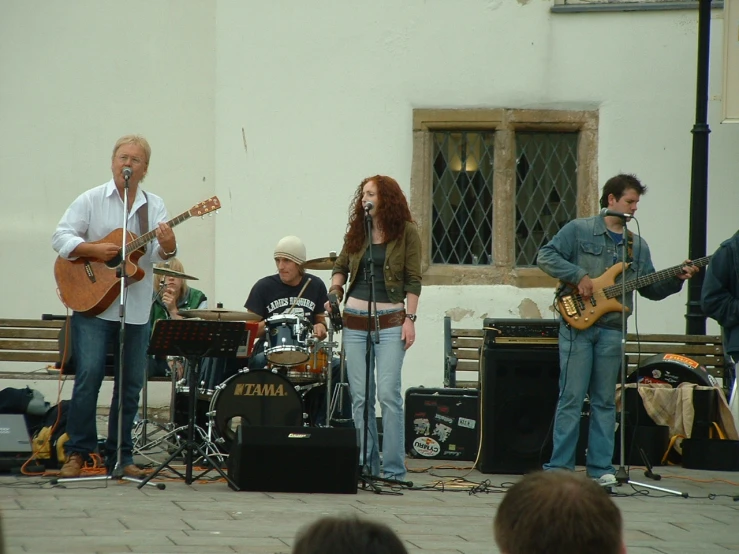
686, 0, 713, 335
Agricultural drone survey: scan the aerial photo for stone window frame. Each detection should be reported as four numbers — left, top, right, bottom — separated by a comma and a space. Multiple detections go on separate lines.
409, 108, 599, 287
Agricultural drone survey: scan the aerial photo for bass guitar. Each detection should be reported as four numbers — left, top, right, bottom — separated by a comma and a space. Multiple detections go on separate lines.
54, 196, 220, 315
556, 256, 710, 330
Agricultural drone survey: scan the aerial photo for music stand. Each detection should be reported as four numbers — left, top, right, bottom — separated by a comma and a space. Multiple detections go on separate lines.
138, 319, 246, 489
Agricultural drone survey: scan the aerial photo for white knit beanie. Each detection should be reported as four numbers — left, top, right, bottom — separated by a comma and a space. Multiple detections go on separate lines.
274, 235, 306, 265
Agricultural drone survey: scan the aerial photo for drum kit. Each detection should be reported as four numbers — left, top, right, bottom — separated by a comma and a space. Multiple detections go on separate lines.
135, 255, 349, 461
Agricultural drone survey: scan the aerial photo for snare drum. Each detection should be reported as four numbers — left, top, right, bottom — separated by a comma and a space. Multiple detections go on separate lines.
208, 369, 304, 449
264, 313, 311, 366
283, 345, 329, 384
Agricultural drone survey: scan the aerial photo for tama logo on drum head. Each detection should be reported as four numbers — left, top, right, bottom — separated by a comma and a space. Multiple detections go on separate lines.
234, 383, 288, 397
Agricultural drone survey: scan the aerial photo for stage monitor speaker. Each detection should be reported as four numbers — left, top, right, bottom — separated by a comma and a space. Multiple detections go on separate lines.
0, 414, 32, 471
227, 425, 359, 493
478, 344, 559, 474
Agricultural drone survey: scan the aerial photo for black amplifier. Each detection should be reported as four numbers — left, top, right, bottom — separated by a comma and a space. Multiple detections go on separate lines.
405, 387, 479, 461
483, 318, 559, 346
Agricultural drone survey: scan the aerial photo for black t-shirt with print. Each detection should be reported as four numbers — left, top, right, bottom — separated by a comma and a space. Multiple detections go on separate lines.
244, 273, 328, 324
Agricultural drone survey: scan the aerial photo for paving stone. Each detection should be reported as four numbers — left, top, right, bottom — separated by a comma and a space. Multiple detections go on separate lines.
1, 456, 738, 553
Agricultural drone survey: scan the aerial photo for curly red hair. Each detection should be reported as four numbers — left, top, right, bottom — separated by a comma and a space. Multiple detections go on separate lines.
343, 175, 414, 254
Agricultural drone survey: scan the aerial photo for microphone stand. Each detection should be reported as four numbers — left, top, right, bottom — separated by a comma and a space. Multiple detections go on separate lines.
134, 280, 174, 452
54, 169, 162, 489
358, 208, 412, 493
613, 215, 686, 497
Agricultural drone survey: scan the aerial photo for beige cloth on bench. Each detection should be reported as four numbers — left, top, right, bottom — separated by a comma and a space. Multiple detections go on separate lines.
615, 383, 739, 443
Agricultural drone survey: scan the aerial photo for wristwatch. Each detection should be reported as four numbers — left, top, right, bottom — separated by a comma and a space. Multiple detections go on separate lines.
406, 313, 417, 323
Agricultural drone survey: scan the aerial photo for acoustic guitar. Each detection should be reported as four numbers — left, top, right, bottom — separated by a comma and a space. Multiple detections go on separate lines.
555, 256, 710, 330
54, 196, 220, 315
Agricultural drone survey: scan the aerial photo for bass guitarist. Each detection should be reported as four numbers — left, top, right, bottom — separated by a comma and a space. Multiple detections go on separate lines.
51, 135, 177, 479
536, 173, 698, 486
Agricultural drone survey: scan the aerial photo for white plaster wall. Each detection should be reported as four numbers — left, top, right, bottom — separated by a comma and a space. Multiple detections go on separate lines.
214, 1, 739, 396
2, 1, 737, 409
0, 1, 216, 405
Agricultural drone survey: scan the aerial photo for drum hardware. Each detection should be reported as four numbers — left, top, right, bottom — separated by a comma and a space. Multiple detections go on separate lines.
138, 319, 249, 489
133, 366, 180, 455
303, 252, 338, 271
152, 267, 199, 280
322, 313, 354, 428
179, 308, 262, 321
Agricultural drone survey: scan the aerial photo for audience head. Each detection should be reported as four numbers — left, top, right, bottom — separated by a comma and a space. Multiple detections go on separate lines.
292, 516, 408, 554
494, 471, 625, 554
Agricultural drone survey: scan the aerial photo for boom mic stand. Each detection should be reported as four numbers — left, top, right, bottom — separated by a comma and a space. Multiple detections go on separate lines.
54, 168, 162, 489
358, 208, 412, 493
613, 215, 687, 497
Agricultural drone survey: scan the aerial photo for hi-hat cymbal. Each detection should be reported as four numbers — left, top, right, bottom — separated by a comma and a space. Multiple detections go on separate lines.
153, 267, 199, 280
303, 255, 338, 270
179, 308, 261, 321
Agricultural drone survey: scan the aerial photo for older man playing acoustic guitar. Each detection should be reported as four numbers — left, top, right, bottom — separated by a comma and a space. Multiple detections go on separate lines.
51, 135, 177, 479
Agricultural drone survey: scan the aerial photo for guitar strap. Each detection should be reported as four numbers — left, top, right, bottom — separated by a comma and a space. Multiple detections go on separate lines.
136, 191, 149, 253
626, 229, 634, 262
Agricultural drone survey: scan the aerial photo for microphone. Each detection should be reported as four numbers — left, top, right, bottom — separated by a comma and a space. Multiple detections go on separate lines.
600, 207, 633, 220
122, 167, 133, 180
364, 201, 374, 213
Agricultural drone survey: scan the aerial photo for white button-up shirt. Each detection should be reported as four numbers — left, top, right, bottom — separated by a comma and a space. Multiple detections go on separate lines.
52, 179, 170, 324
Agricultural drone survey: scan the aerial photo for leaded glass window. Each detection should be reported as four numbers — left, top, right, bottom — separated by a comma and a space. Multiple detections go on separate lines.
431, 132, 495, 265
515, 132, 578, 267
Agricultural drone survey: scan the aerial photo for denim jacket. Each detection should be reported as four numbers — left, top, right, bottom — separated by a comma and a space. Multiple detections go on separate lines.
332, 221, 422, 304
537, 215, 683, 329
701, 231, 739, 356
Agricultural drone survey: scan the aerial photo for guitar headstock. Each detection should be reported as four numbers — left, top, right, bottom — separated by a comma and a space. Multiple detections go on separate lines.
190, 196, 221, 217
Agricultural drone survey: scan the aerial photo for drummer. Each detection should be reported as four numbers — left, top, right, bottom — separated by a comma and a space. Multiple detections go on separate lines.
148, 258, 207, 377
245, 235, 328, 348
244, 236, 349, 427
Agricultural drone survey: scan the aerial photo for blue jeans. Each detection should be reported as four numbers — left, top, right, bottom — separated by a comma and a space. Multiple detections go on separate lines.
65, 313, 149, 467
544, 323, 621, 478
343, 307, 406, 480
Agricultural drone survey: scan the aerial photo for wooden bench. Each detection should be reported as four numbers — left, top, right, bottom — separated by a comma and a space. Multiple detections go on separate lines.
0, 316, 168, 383
443, 316, 730, 393
0, 318, 64, 378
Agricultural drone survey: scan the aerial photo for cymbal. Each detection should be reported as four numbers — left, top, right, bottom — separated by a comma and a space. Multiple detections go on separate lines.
153, 267, 199, 280
179, 308, 262, 321
303, 255, 338, 271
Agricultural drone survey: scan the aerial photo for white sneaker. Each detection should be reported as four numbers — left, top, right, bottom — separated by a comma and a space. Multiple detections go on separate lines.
594, 473, 617, 487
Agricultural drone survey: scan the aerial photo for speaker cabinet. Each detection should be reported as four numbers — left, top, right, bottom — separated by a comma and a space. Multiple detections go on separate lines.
227, 425, 359, 493
478, 345, 560, 474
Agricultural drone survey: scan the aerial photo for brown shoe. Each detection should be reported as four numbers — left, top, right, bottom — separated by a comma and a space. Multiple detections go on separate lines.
122, 464, 146, 478
59, 453, 84, 478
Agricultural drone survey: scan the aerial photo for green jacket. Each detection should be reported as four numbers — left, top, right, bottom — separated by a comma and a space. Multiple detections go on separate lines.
332, 221, 422, 304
